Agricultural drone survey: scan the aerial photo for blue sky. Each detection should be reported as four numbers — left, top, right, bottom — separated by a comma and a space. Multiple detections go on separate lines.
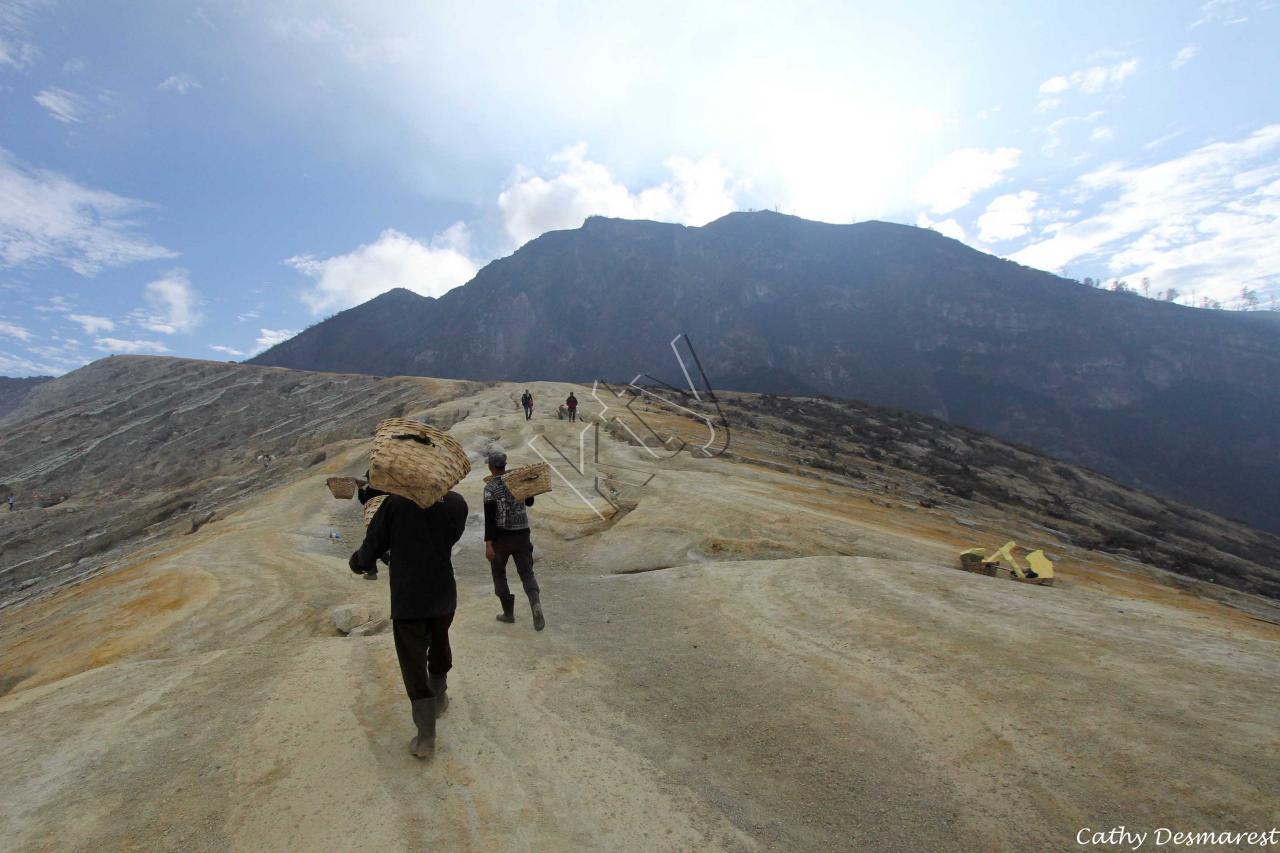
1, 0, 1278, 375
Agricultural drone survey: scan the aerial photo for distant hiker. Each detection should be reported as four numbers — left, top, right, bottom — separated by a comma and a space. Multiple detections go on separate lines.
521, 389, 533, 420
484, 450, 545, 630
565, 392, 578, 422
6, 495, 13, 512
355, 471, 390, 580
350, 488, 468, 759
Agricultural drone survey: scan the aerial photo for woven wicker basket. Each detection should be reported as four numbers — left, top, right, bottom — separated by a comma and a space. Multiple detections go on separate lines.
326, 477, 357, 500
369, 418, 471, 509
501, 462, 552, 501
363, 495, 387, 527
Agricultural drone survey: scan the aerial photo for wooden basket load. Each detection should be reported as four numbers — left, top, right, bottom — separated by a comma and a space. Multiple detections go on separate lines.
326, 477, 357, 500
485, 462, 553, 501
363, 495, 387, 527
369, 418, 471, 508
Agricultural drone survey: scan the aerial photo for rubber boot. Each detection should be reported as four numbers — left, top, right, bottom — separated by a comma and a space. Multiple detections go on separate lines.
496, 594, 516, 624
409, 697, 436, 758
428, 673, 448, 716
528, 592, 546, 632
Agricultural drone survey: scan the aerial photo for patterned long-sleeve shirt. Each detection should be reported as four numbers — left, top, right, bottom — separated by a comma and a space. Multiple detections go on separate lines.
483, 478, 534, 540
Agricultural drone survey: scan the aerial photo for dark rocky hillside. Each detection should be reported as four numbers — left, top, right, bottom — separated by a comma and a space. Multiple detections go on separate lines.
251, 211, 1280, 534
0, 376, 53, 420
718, 393, 1280, 600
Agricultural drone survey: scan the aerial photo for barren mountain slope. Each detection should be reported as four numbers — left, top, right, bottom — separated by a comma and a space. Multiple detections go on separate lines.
0, 376, 52, 420
251, 212, 1280, 535
0, 366, 1277, 851
0, 356, 480, 604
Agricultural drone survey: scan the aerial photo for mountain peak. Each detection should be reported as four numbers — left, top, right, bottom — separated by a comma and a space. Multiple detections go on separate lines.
371, 287, 432, 303
251, 213, 1280, 535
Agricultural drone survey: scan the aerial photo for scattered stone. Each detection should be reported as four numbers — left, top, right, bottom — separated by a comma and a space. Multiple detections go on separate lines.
332, 604, 375, 634
953, 517, 978, 528
187, 511, 216, 534
348, 618, 389, 636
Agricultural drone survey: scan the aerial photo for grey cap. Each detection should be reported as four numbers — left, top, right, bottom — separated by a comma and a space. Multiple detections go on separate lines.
487, 450, 507, 468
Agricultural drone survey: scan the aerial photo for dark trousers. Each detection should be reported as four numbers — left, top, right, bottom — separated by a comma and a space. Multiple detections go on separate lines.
523, 405, 532, 420
392, 615, 454, 702
490, 529, 538, 599
567, 408, 577, 421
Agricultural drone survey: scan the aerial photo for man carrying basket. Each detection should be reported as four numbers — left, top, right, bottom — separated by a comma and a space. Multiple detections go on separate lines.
483, 450, 545, 630
350, 417, 471, 759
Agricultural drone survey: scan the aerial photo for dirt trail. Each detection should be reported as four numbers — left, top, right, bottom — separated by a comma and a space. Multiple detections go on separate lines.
1, 381, 1277, 851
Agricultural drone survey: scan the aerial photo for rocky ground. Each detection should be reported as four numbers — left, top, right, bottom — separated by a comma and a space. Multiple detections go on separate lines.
0, 356, 481, 605
0, 362, 1277, 851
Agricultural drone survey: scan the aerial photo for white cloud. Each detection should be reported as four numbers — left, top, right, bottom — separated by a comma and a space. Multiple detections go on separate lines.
0, 0, 43, 70
1143, 128, 1190, 151
1037, 59, 1139, 110
915, 147, 1021, 215
254, 328, 297, 353
1038, 76, 1071, 96
916, 213, 967, 242
255, 8, 956, 224
236, 310, 260, 322
0, 349, 62, 376
1190, 0, 1250, 28
209, 344, 245, 356
289, 225, 478, 314
0, 37, 38, 68
135, 270, 201, 334
0, 319, 32, 341
33, 295, 72, 313
1043, 111, 1106, 156
700, 70, 941, 223
497, 144, 742, 248
1171, 44, 1201, 69
33, 87, 88, 123
158, 73, 200, 94
1010, 124, 1280, 302
1090, 126, 1116, 143
94, 337, 169, 354
18, 339, 87, 375
68, 313, 115, 334
977, 191, 1040, 243
0, 148, 176, 276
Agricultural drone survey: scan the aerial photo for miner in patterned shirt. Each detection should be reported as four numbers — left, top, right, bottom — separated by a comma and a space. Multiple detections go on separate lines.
483, 450, 545, 630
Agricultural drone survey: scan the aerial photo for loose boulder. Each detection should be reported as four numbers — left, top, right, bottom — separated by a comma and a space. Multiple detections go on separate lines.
332, 604, 375, 634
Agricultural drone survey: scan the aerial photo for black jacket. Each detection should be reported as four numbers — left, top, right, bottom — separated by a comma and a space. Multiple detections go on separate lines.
357, 483, 388, 505
350, 491, 468, 619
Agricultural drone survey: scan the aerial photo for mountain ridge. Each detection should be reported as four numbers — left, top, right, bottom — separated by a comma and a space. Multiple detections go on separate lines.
251, 211, 1280, 533
0, 376, 54, 421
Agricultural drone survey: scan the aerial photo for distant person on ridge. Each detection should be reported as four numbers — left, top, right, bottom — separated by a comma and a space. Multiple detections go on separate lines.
349, 486, 469, 759
6, 494, 13, 511
521, 389, 534, 420
565, 392, 578, 422
484, 450, 545, 630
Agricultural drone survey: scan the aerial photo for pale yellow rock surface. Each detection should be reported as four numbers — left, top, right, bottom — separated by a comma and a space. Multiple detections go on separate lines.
1, 380, 1277, 851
